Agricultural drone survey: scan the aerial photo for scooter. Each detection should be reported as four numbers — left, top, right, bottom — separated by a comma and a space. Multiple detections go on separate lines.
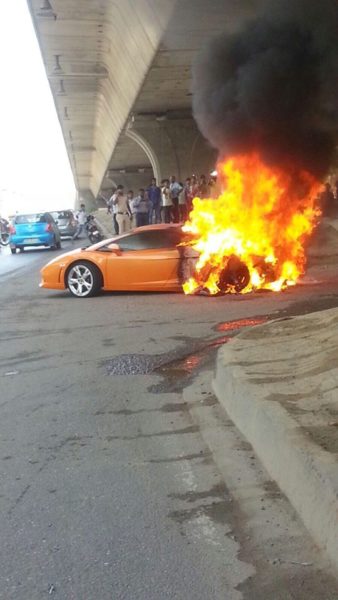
0, 218, 10, 246
85, 215, 104, 244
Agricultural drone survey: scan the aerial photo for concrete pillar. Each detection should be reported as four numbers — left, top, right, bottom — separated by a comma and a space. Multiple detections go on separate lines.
127, 117, 217, 185
125, 129, 161, 184
77, 189, 97, 212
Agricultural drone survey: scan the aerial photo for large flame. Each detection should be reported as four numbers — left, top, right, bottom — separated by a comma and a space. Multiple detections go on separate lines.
183, 154, 321, 295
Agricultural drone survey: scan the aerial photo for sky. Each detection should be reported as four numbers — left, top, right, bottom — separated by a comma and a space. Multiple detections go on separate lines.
0, 0, 76, 217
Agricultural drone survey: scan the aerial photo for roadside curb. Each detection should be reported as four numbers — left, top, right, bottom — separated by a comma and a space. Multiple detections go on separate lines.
212, 310, 338, 572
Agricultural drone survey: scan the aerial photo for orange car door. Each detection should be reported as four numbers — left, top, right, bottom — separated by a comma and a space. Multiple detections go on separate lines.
104, 247, 179, 290
102, 230, 182, 291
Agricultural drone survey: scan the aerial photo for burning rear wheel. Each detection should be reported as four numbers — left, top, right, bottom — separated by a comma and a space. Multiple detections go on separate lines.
231, 264, 250, 292
218, 256, 250, 293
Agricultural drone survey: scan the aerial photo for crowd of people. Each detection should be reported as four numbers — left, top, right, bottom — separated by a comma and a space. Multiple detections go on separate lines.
104, 175, 338, 236
105, 174, 216, 235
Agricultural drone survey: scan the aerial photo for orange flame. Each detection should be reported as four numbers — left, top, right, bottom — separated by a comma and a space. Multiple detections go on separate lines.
182, 153, 321, 295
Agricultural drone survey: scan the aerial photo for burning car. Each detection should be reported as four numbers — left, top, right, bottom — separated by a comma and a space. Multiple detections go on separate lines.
182, 154, 321, 296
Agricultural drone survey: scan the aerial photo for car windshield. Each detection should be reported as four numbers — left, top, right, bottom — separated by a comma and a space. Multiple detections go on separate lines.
92, 227, 184, 253
15, 214, 47, 224
117, 229, 184, 251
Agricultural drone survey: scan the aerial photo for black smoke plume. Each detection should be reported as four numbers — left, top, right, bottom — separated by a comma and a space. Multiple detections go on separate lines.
192, 0, 338, 178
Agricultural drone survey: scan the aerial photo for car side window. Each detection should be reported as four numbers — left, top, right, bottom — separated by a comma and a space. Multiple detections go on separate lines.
117, 230, 182, 252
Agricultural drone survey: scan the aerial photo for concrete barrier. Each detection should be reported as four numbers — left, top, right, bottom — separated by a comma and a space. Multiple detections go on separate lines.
213, 308, 338, 571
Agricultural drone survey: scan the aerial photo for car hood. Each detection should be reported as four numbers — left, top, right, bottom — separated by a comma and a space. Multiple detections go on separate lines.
42, 248, 86, 269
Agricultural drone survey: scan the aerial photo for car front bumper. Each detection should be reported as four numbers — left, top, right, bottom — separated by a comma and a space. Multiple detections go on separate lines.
40, 263, 66, 290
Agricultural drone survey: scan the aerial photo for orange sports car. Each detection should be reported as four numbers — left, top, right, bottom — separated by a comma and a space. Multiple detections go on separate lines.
40, 224, 186, 298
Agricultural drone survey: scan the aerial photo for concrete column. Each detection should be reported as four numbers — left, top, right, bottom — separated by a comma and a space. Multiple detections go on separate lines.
125, 129, 162, 184
127, 117, 217, 184
77, 189, 97, 212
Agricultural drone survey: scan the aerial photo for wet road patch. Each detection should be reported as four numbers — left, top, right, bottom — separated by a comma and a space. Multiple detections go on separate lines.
101, 335, 231, 377
216, 316, 269, 332
101, 316, 272, 393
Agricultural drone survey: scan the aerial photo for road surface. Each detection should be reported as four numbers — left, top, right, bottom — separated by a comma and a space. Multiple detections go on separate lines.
1, 241, 338, 599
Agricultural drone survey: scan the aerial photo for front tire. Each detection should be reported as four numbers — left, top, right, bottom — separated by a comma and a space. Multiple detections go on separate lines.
10, 247, 17, 254
66, 261, 102, 298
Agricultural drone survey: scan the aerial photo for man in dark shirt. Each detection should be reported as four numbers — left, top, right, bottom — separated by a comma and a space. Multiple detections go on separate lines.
147, 178, 162, 224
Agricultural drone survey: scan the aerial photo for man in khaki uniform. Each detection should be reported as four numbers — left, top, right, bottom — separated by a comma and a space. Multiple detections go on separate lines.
113, 190, 131, 234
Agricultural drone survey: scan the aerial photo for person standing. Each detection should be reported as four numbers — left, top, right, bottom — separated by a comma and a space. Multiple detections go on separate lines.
161, 179, 172, 223
184, 177, 193, 215
127, 190, 137, 228
208, 174, 216, 197
110, 185, 124, 235
169, 175, 183, 223
113, 189, 131, 234
178, 182, 187, 222
72, 203, 87, 240
198, 174, 208, 198
190, 175, 199, 199
0, 214, 9, 246
147, 178, 162, 224
134, 189, 151, 227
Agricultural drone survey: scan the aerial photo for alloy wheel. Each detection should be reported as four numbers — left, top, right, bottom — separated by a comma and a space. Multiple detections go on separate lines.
68, 265, 94, 297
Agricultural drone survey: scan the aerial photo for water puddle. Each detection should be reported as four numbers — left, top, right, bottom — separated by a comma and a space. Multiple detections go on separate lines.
102, 353, 167, 375
101, 317, 269, 393
102, 335, 231, 377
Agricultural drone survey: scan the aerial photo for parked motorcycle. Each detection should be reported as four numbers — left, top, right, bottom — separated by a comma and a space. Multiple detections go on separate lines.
85, 215, 104, 244
0, 218, 10, 246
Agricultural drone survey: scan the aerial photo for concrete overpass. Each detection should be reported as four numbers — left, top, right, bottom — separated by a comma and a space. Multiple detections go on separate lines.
27, 0, 261, 203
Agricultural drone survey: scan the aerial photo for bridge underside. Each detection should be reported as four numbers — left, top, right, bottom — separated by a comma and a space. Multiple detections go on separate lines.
28, 0, 263, 202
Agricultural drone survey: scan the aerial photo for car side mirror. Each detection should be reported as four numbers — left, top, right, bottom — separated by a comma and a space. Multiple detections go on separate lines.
107, 243, 122, 255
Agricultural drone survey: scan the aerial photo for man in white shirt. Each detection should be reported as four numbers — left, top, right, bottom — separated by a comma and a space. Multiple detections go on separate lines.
127, 190, 137, 228
72, 203, 87, 240
161, 179, 172, 223
110, 185, 124, 235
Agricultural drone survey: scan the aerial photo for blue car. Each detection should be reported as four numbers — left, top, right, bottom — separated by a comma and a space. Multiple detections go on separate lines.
9, 212, 62, 254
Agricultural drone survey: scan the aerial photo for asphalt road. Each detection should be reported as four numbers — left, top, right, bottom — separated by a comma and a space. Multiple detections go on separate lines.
1, 240, 338, 599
